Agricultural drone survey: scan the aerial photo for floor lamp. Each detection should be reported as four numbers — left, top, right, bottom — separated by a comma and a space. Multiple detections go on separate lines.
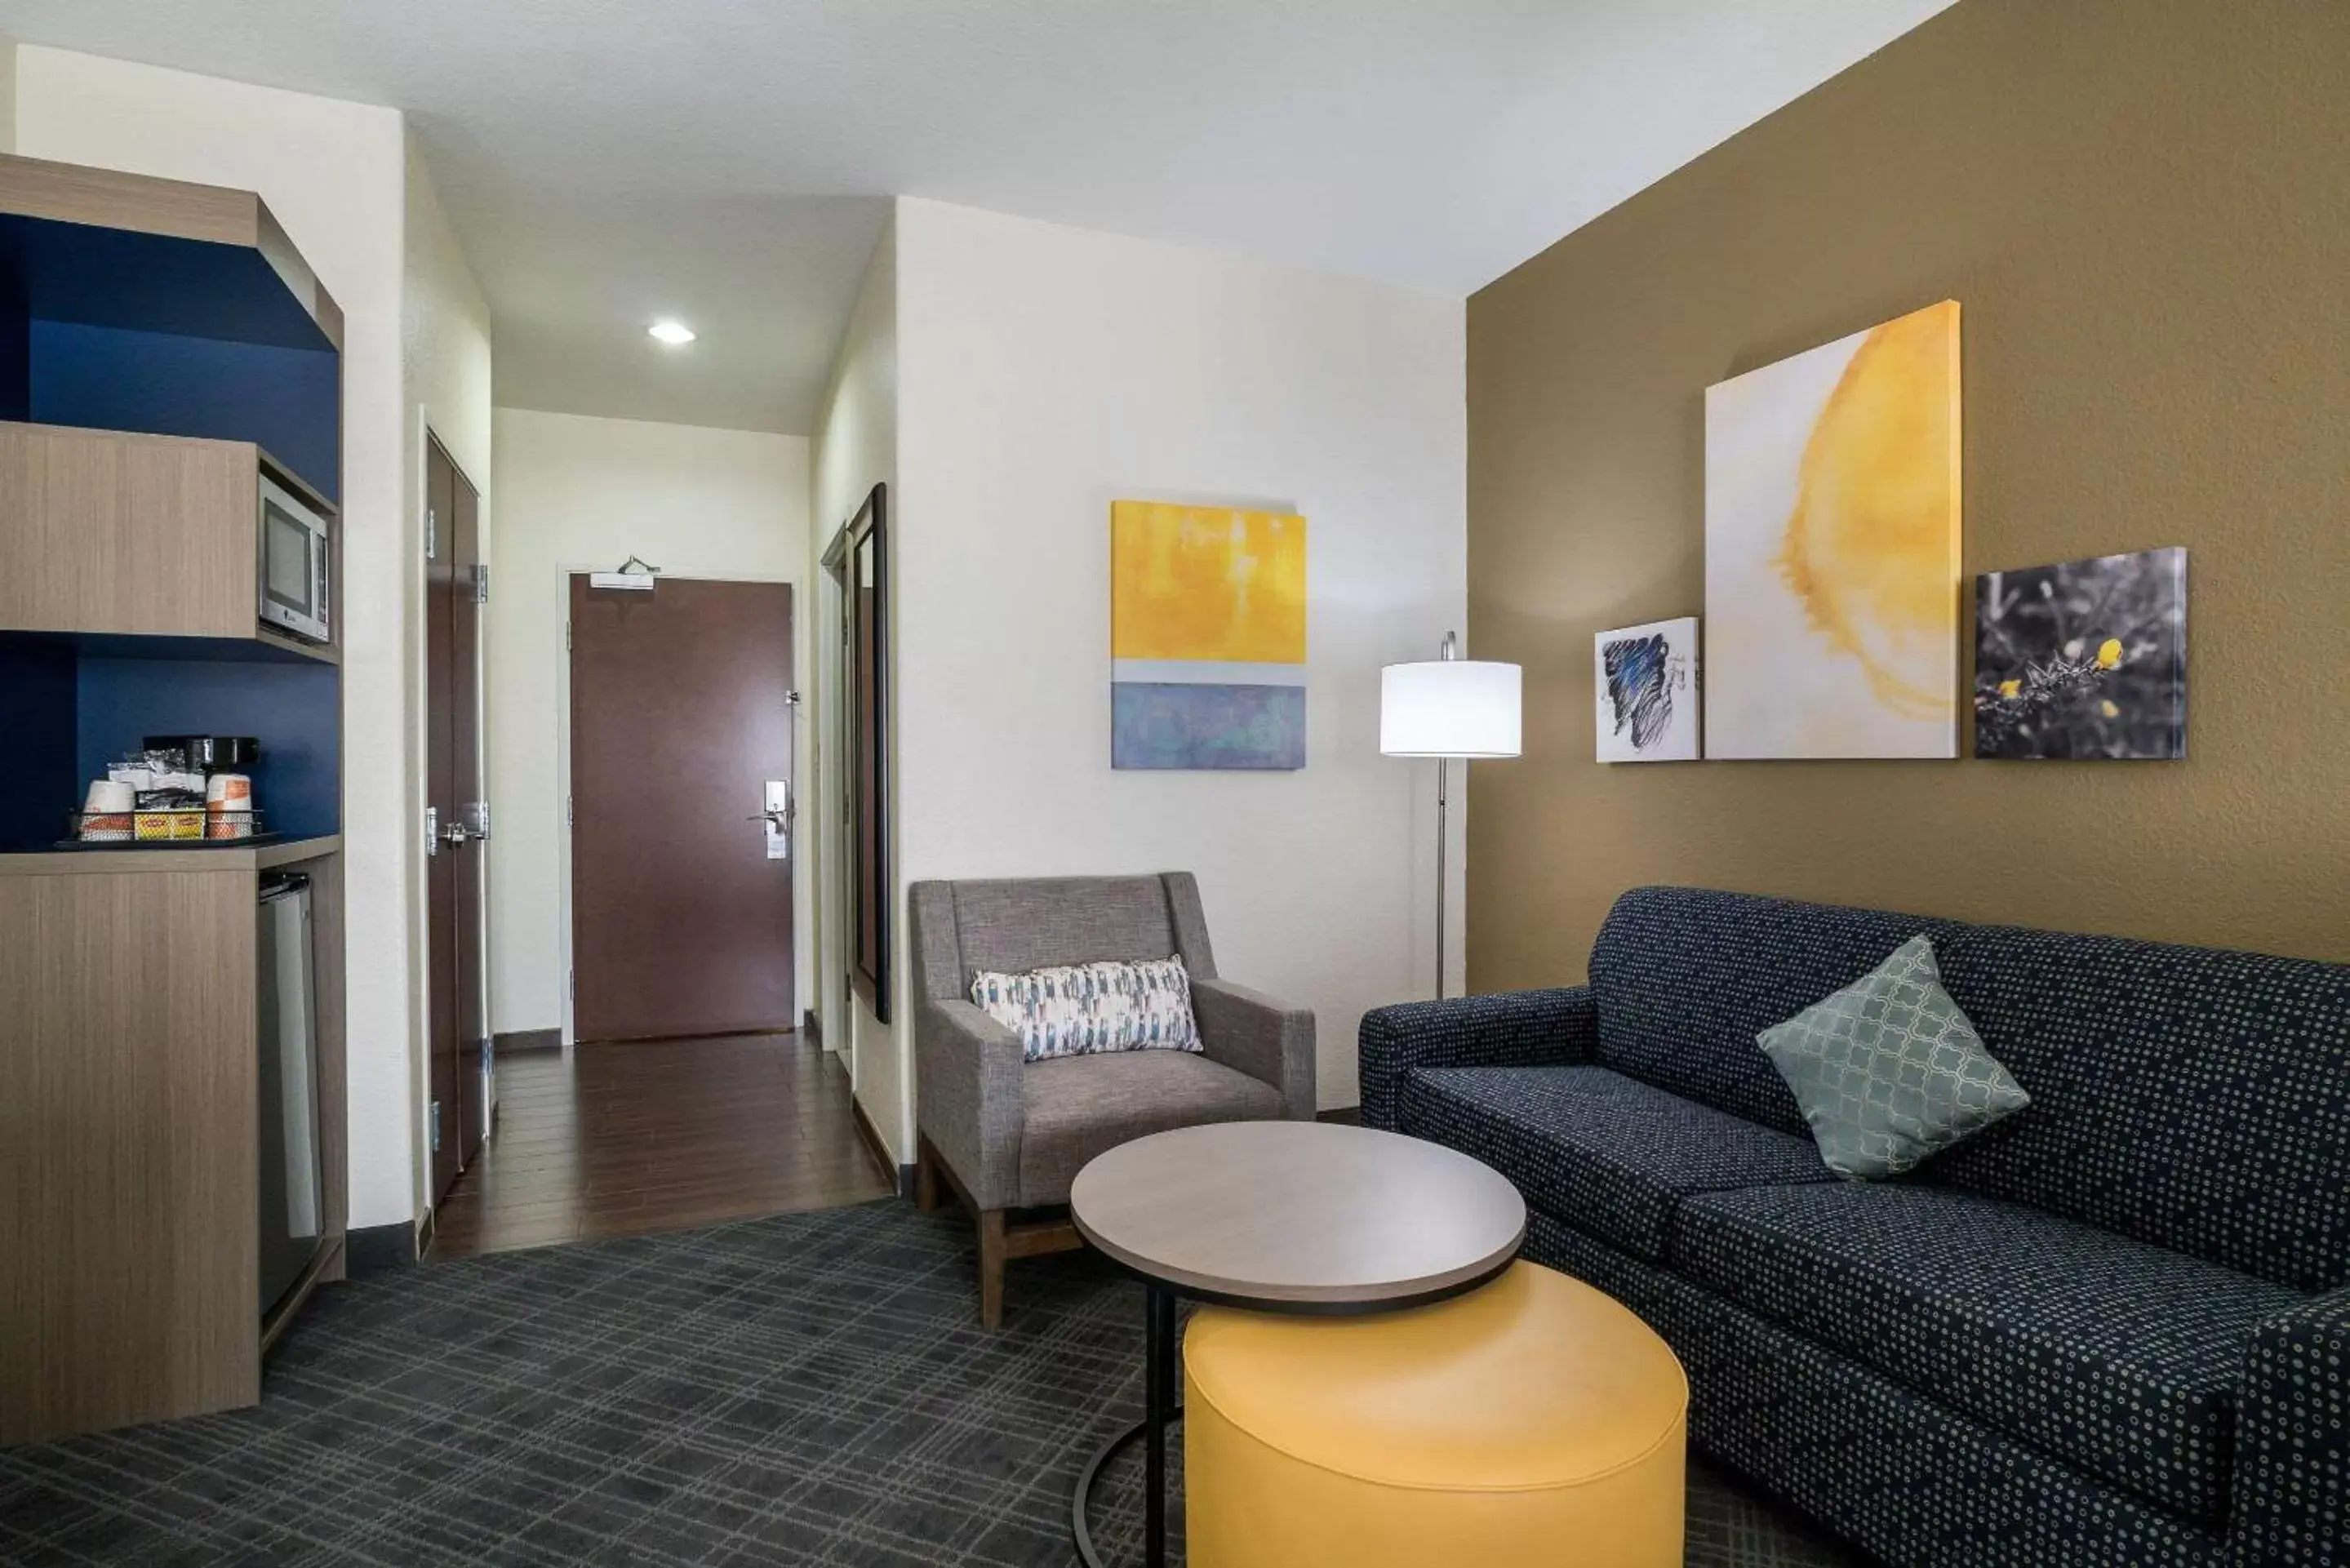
1380, 633, 1523, 999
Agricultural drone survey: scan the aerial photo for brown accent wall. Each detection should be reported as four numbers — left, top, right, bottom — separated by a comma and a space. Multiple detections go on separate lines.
1467, 0, 2349, 988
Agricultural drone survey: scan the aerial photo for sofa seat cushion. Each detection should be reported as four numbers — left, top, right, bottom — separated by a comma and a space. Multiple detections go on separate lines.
1017, 1050, 1283, 1206
1396, 1066, 1833, 1261
1672, 1183, 2303, 1524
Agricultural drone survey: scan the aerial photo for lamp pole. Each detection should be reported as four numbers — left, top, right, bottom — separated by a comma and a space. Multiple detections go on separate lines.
1434, 631, 1457, 1000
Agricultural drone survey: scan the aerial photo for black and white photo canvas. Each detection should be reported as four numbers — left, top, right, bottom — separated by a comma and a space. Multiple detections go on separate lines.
1595, 616, 1700, 762
1974, 547, 2186, 760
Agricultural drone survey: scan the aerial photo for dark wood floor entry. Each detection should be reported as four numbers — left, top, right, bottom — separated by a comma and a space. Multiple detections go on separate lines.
428, 1034, 892, 1259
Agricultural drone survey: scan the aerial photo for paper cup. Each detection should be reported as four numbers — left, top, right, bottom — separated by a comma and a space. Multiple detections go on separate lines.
84, 779, 135, 813
205, 773, 252, 808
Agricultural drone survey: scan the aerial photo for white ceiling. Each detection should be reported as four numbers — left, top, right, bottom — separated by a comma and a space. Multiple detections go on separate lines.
0, 0, 1954, 435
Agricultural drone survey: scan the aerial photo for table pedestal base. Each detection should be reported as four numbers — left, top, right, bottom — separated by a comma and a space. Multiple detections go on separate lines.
1072, 1283, 1179, 1568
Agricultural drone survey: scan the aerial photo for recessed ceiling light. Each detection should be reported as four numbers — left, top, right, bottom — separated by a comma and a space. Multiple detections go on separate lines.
648, 319, 696, 345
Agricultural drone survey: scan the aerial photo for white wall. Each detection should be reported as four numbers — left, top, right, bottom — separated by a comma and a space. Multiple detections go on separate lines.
873, 198, 1465, 1152
807, 219, 900, 1150
487, 408, 812, 1037
402, 132, 495, 1208
13, 47, 423, 1233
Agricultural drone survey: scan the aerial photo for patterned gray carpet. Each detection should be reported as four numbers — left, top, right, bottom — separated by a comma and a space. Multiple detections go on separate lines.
0, 1202, 1869, 1566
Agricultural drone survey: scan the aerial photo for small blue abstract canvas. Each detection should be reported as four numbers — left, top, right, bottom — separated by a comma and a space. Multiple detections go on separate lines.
1593, 615, 1699, 762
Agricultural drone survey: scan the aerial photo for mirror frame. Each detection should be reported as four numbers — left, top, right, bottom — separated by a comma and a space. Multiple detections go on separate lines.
826, 483, 891, 1024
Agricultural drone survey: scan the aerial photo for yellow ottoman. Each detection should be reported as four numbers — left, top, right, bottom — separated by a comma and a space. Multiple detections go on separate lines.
1183, 1260, 1688, 1566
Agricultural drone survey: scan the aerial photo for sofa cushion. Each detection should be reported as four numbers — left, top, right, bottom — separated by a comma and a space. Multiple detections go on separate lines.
1590, 886, 2350, 1293
1590, 887, 1949, 1137
1016, 1050, 1282, 1206
1395, 1065, 1832, 1261
1757, 935, 2029, 1179
1671, 1183, 2303, 1524
1920, 920, 2350, 1294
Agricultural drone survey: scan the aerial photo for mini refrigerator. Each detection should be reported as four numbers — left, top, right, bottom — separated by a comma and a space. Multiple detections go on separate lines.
257, 873, 324, 1319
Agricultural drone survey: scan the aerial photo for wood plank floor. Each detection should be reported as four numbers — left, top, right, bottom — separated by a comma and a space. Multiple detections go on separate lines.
426, 1033, 895, 1260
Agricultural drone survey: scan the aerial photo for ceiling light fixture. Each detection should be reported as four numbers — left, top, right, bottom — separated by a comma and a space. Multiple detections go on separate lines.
647, 318, 696, 345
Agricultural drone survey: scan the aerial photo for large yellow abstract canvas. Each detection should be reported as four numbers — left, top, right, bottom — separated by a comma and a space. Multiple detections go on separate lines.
1111, 501, 1307, 769
1704, 300, 1961, 759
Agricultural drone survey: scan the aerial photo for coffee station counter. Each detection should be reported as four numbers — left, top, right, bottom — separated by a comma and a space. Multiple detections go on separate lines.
0, 833, 341, 874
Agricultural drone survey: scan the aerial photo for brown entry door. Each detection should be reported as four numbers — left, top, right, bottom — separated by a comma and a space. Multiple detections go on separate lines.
571, 576, 795, 1042
424, 437, 486, 1206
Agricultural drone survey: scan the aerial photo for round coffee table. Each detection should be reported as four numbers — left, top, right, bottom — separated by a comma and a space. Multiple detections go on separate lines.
1067, 1120, 1527, 1568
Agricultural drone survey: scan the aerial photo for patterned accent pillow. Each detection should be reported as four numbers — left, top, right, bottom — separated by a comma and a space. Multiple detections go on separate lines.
1757, 935, 2029, 1180
970, 956, 1202, 1064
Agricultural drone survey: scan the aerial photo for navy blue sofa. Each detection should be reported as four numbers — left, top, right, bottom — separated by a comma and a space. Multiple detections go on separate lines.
1360, 886, 2348, 1568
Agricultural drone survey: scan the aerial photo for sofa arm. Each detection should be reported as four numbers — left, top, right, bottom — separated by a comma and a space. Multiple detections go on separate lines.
1192, 977, 1315, 1121
1357, 987, 1600, 1131
914, 1000, 1026, 1210
2232, 1285, 2349, 1566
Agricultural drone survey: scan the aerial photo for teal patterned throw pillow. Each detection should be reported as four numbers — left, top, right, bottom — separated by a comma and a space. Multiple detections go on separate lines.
1757, 935, 2029, 1180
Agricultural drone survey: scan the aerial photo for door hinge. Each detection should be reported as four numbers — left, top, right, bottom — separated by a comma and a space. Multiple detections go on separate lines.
424, 804, 441, 859
465, 799, 491, 840
473, 562, 489, 604
429, 1099, 442, 1153
566, 620, 572, 651
566, 794, 574, 828
567, 970, 575, 1002
424, 507, 438, 561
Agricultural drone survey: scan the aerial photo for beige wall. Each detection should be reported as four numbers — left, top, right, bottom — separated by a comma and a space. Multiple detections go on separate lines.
808, 215, 899, 1149
486, 408, 812, 1041
1466, 0, 2350, 990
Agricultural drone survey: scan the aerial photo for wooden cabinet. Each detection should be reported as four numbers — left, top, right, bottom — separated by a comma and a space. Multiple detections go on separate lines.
0, 424, 340, 649
0, 839, 346, 1447
0, 153, 351, 1448
0, 149, 344, 660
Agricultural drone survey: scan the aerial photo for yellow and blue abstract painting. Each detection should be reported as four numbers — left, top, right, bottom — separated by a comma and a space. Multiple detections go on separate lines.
1111, 501, 1307, 770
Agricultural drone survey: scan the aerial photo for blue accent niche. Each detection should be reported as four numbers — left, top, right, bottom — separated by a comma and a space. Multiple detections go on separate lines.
0, 638, 78, 851
0, 209, 342, 500
70, 651, 342, 843
28, 321, 339, 501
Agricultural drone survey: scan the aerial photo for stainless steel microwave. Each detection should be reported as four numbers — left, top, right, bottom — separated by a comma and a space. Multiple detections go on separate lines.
257, 470, 331, 643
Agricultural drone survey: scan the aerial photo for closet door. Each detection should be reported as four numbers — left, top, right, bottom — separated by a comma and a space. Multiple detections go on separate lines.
424, 435, 486, 1205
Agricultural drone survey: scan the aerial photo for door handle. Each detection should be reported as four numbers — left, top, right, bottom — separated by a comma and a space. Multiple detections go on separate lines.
754, 779, 791, 860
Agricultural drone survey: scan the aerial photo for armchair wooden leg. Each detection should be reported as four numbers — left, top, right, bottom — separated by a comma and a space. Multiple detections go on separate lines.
913, 1136, 942, 1213
977, 1209, 1006, 1330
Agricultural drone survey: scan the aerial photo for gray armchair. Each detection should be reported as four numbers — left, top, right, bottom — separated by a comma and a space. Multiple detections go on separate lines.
909, 873, 1314, 1326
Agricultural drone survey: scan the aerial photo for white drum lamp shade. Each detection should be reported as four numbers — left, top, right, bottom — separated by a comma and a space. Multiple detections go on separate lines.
1380, 642, 1522, 1002
1380, 660, 1523, 758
